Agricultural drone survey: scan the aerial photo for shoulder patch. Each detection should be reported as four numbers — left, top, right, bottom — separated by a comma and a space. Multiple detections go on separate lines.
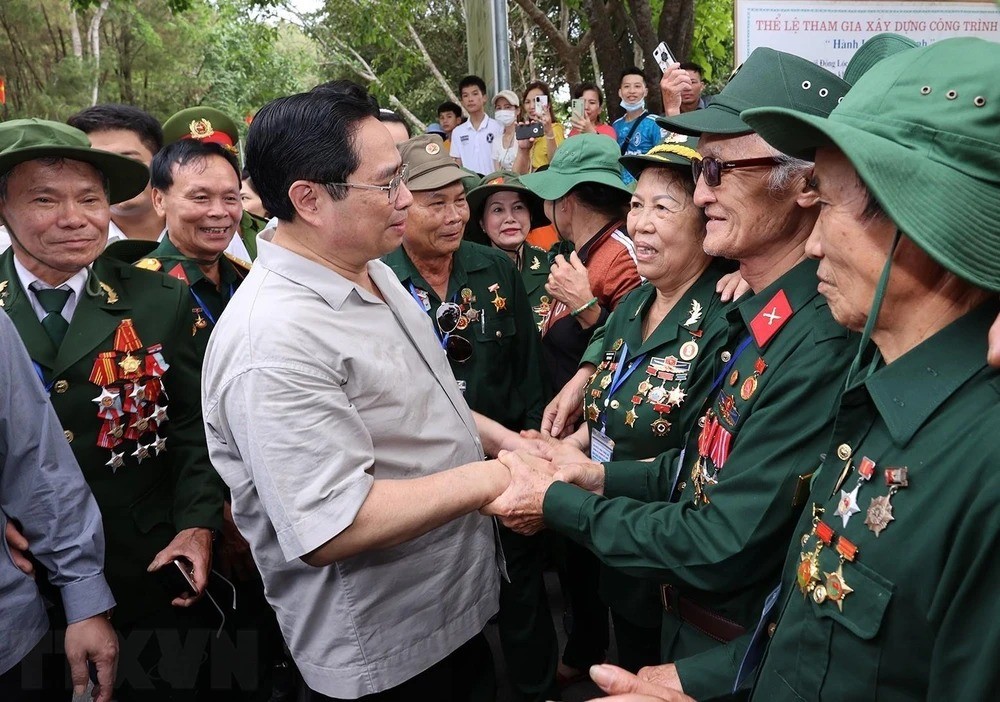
135, 258, 162, 272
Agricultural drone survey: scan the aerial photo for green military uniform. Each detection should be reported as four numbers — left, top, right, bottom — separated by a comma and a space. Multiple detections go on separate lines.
0, 253, 223, 624
544, 259, 856, 666
577, 263, 729, 670
518, 243, 553, 332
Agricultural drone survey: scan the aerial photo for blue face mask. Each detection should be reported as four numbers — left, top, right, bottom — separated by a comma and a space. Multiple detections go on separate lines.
620, 98, 646, 113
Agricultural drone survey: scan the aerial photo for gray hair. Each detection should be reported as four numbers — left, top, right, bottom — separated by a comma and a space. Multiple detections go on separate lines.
765, 153, 812, 197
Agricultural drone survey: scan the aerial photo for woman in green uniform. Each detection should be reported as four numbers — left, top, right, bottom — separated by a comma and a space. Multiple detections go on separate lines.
466, 171, 552, 332
557, 141, 732, 671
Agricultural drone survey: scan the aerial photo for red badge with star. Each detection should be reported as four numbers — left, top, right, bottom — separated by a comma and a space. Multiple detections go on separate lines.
749, 290, 793, 348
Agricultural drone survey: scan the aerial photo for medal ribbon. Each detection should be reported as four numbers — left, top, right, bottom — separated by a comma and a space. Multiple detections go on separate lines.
600, 342, 647, 428
188, 284, 235, 328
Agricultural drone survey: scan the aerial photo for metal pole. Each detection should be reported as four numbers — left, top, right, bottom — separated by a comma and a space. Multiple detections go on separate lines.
491, 0, 511, 92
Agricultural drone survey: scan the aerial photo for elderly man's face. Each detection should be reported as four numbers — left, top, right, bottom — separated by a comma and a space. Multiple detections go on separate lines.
805, 146, 901, 332
0, 159, 110, 283
694, 133, 806, 267
403, 181, 470, 259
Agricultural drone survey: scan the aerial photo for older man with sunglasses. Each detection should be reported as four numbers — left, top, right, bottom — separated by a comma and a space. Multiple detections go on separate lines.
383, 134, 558, 702
483, 47, 867, 700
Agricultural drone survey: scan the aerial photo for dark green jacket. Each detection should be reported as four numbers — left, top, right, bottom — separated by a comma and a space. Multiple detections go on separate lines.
749, 300, 1000, 701
580, 264, 730, 626
543, 259, 856, 675
0, 251, 224, 624
384, 240, 548, 432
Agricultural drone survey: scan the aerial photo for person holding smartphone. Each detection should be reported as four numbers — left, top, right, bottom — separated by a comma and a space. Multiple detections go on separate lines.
567, 82, 617, 139
514, 81, 565, 175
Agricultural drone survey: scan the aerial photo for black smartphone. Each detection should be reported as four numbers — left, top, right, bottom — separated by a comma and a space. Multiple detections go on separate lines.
154, 558, 197, 598
516, 122, 544, 140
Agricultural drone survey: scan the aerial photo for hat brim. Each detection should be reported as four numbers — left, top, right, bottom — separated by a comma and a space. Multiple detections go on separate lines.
406, 162, 472, 192
465, 181, 548, 245
619, 153, 693, 180
520, 167, 632, 201
0, 145, 148, 204
743, 106, 1000, 292
654, 105, 752, 137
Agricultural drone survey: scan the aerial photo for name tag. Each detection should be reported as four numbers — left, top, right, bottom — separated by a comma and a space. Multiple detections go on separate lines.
590, 426, 615, 463
460, 135, 470, 143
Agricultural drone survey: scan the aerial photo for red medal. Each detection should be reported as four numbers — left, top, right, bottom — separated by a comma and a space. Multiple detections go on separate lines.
113, 319, 143, 353
89, 352, 120, 386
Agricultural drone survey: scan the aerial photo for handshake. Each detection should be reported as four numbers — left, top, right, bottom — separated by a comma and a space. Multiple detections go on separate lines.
479, 430, 606, 535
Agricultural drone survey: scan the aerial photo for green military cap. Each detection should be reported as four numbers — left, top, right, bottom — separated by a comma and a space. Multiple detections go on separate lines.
742, 37, 1000, 292
398, 134, 469, 191
162, 106, 240, 153
619, 135, 701, 180
520, 133, 632, 201
656, 48, 850, 136
465, 170, 548, 244
0, 118, 148, 204
843, 33, 919, 85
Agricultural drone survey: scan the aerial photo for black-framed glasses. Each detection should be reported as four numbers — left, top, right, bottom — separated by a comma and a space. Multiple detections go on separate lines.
692, 156, 783, 187
326, 163, 409, 203
436, 302, 473, 363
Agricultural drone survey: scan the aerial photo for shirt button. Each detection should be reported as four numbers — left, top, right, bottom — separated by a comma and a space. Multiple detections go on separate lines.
495, 331, 502, 339
54, 380, 69, 393
720, 351, 732, 363
836, 443, 852, 461
767, 622, 777, 638
610, 400, 620, 410
64, 430, 74, 443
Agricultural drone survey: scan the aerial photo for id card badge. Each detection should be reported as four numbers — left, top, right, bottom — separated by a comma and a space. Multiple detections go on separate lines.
590, 426, 615, 463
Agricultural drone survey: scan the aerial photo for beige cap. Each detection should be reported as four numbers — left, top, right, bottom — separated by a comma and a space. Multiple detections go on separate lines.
398, 134, 469, 191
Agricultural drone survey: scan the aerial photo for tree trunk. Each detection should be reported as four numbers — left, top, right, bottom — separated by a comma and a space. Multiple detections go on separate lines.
88, 0, 110, 105
512, 0, 591, 86
405, 22, 460, 105
69, 5, 82, 59
658, 0, 696, 63
588, 0, 629, 121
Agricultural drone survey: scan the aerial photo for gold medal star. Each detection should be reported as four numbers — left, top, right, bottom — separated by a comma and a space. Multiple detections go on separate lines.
586, 402, 600, 422
823, 564, 854, 611
624, 409, 638, 427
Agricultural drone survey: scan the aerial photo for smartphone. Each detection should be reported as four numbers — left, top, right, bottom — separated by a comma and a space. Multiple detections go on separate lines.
154, 558, 198, 598
516, 122, 544, 140
533, 94, 549, 117
654, 41, 677, 72
571, 98, 585, 120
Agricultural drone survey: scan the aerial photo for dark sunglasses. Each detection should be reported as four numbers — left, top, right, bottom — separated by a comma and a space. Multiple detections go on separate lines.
436, 302, 473, 363
692, 156, 783, 187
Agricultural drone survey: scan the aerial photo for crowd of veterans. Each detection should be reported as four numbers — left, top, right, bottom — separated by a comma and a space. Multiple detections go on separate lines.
0, 31, 998, 702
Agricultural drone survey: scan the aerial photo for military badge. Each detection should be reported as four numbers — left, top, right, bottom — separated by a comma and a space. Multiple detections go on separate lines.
189, 118, 215, 139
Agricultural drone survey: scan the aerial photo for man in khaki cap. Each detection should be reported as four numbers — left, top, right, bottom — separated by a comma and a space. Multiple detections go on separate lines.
383, 134, 555, 701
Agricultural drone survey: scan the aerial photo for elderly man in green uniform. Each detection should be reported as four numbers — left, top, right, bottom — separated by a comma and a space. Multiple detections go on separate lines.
383, 134, 557, 702
466, 171, 552, 331
0, 119, 224, 699
483, 48, 863, 696
161, 106, 266, 261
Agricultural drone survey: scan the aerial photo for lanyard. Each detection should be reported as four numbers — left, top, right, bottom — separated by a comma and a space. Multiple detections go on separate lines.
600, 341, 647, 427
708, 335, 754, 397
32, 361, 54, 393
189, 283, 235, 328
408, 283, 462, 346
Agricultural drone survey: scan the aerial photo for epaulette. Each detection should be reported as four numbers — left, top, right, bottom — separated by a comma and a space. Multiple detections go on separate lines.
136, 258, 163, 272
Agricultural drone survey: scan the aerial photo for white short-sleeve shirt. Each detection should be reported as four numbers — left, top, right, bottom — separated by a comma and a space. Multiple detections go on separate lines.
201, 230, 499, 697
449, 116, 502, 176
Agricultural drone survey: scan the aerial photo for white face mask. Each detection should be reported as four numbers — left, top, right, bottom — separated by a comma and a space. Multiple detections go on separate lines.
620, 98, 646, 113
495, 109, 517, 126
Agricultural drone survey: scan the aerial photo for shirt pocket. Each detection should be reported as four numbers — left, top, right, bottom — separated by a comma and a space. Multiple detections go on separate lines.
473, 313, 517, 344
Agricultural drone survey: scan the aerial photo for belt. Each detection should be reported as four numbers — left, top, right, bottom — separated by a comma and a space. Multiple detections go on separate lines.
660, 584, 747, 643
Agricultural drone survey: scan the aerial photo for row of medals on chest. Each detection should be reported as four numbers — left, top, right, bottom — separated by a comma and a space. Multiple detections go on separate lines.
586, 335, 700, 436
797, 455, 909, 611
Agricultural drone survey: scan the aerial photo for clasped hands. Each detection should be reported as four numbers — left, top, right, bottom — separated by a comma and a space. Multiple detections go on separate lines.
480, 431, 606, 535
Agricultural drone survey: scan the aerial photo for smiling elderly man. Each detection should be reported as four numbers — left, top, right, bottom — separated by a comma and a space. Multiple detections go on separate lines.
0, 119, 224, 700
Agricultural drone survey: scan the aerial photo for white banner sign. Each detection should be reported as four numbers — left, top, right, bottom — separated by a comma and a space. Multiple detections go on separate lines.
735, 0, 1000, 75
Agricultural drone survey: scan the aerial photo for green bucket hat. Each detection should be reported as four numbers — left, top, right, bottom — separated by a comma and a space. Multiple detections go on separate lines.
0, 119, 149, 204
843, 33, 919, 85
620, 135, 701, 180
162, 106, 241, 154
655, 47, 850, 136
465, 170, 548, 245
520, 133, 632, 201
398, 134, 469, 191
742, 37, 1000, 292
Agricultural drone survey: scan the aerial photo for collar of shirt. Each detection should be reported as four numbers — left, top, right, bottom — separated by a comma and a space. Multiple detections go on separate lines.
733, 258, 821, 330
255, 229, 383, 310
12, 255, 90, 324
383, 241, 491, 303
857, 298, 999, 445
577, 220, 625, 263
106, 219, 128, 246
152, 234, 242, 290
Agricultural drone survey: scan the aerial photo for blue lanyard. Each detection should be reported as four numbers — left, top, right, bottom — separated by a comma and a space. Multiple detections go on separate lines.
708, 335, 754, 397
32, 361, 54, 393
188, 283, 235, 327
601, 342, 647, 425
408, 283, 460, 346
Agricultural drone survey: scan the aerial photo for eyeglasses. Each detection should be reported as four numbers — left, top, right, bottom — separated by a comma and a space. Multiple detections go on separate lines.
692, 156, 783, 188
436, 302, 473, 363
325, 164, 409, 203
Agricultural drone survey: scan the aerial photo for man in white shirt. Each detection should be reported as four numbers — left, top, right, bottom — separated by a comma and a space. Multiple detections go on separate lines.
449, 75, 502, 176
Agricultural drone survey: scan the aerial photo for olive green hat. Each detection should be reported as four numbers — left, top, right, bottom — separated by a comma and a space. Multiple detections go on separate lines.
620, 135, 701, 180
398, 134, 469, 191
843, 33, 919, 85
519, 133, 632, 200
465, 170, 548, 244
655, 47, 850, 136
0, 119, 148, 204
742, 37, 1000, 292
162, 106, 240, 153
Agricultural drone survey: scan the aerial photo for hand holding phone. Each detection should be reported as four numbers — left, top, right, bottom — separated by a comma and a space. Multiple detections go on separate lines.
516, 122, 544, 141
571, 98, 585, 120
154, 558, 198, 599
654, 41, 677, 72
534, 94, 549, 118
